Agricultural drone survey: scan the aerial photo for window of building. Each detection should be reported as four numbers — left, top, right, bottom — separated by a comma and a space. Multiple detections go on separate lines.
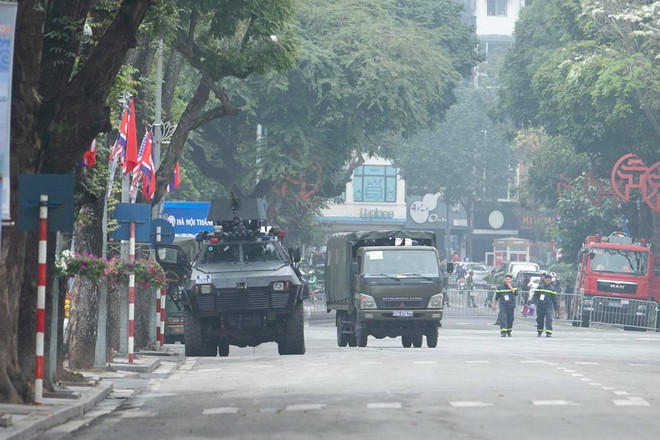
352, 165, 397, 203
487, 0, 507, 16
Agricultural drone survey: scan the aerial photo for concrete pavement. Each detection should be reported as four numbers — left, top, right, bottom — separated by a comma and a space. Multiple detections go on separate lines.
0, 349, 183, 440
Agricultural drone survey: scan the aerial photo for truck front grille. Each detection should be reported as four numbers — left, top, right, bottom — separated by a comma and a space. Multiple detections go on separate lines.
378, 298, 427, 309
195, 288, 292, 312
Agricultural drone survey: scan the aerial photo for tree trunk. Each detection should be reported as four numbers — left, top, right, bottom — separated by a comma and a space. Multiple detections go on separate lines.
66, 203, 104, 369
67, 279, 100, 369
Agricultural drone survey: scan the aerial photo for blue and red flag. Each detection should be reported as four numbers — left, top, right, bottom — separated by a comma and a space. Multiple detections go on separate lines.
110, 108, 128, 165
130, 131, 150, 189
166, 161, 180, 193
139, 132, 156, 200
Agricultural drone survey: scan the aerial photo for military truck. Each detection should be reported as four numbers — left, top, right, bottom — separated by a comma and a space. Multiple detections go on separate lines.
325, 230, 451, 348
155, 197, 308, 357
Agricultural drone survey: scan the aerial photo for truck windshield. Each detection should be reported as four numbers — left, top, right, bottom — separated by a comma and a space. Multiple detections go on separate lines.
589, 249, 649, 276
363, 250, 439, 277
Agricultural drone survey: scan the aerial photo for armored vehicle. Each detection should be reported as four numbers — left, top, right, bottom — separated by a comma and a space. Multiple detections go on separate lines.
155, 197, 308, 356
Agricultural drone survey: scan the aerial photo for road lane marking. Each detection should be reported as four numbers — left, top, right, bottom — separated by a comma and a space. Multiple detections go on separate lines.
589, 383, 603, 386
286, 404, 326, 411
367, 402, 402, 409
602, 387, 615, 390
413, 361, 437, 364
613, 391, 629, 395
532, 400, 579, 406
571, 374, 583, 377
203, 407, 239, 415
628, 363, 650, 367
466, 360, 489, 364
613, 399, 649, 406
450, 401, 493, 408
574, 361, 599, 365
359, 361, 383, 365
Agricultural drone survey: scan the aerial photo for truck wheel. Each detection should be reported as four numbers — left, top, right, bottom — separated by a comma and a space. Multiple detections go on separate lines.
336, 312, 348, 347
356, 327, 368, 347
412, 333, 423, 348
218, 339, 230, 357
278, 302, 306, 355
426, 328, 438, 348
348, 333, 357, 347
183, 307, 204, 356
401, 335, 412, 348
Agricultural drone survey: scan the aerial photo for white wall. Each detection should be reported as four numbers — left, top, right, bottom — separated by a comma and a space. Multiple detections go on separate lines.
475, 0, 524, 37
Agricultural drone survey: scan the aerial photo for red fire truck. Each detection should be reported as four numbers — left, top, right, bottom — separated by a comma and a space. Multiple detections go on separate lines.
573, 232, 660, 329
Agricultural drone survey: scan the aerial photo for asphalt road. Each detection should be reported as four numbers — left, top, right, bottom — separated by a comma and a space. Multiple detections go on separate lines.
37, 318, 660, 440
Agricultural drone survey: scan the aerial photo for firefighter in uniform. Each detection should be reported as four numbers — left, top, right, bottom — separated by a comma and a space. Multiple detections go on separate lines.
491, 273, 517, 337
532, 273, 560, 337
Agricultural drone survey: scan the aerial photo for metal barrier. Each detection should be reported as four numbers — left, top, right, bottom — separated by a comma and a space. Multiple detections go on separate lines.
303, 290, 659, 332
570, 295, 659, 331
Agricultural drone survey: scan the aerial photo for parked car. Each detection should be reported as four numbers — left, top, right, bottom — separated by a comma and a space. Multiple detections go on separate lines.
515, 270, 543, 303
461, 263, 491, 288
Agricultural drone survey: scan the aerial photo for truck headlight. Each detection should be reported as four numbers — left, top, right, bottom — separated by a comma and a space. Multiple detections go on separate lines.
193, 284, 213, 295
359, 294, 377, 309
428, 293, 444, 309
270, 281, 292, 292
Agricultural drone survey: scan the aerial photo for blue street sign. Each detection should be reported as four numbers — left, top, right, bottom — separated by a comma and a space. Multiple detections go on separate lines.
17, 174, 74, 232
150, 218, 175, 244
112, 203, 151, 242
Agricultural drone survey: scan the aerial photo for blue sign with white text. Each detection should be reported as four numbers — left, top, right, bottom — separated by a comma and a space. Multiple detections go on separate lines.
161, 201, 213, 236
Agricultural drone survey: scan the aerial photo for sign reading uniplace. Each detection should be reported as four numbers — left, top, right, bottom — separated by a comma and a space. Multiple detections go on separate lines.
161, 201, 213, 236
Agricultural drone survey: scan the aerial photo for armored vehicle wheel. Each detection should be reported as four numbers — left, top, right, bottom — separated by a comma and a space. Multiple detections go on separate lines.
356, 327, 368, 347
183, 307, 204, 356
218, 339, 229, 357
336, 312, 348, 347
204, 343, 218, 357
278, 302, 306, 355
412, 333, 423, 348
401, 335, 412, 347
426, 328, 438, 348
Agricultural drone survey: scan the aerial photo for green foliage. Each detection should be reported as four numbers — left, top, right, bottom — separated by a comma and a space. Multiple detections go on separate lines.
549, 261, 577, 292
512, 129, 587, 208
394, 84, 513, 204
549, 174, 623, 262
179, 0, 480, 210
499, 0, 660, 164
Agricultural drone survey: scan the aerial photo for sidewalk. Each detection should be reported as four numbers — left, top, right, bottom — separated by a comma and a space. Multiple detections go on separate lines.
0, 349, 183, 440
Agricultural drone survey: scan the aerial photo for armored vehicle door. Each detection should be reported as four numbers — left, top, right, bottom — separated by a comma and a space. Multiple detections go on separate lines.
155, 244, 193, 287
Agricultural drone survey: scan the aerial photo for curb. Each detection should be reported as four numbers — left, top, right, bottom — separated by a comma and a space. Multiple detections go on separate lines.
0, 383, 112, 440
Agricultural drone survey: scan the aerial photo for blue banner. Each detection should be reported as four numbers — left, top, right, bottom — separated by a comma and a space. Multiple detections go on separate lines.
161, 201, 213, 236
0, 2, 17, 221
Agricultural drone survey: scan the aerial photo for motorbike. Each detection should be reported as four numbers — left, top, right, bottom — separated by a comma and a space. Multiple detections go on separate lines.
457, 276, 466, 290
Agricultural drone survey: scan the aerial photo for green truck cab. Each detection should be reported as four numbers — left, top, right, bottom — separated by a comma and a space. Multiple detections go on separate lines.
325, 230, 451, 348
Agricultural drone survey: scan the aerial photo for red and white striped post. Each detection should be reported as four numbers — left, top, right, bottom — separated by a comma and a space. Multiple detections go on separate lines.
155, 226, 163, 347
35, 195, 48, 405
155, 287, 161, 346
159, 286, 166, 346
128, 221, 135, 363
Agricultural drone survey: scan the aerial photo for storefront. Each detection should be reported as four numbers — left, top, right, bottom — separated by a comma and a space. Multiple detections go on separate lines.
316, 156, 407, 241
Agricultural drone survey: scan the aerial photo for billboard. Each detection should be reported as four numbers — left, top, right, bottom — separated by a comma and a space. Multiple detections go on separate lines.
161, 201, 213, 236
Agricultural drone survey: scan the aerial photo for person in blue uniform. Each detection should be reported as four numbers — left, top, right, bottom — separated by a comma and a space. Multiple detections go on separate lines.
532, 273, 560, 337
491, 273, 517, 337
